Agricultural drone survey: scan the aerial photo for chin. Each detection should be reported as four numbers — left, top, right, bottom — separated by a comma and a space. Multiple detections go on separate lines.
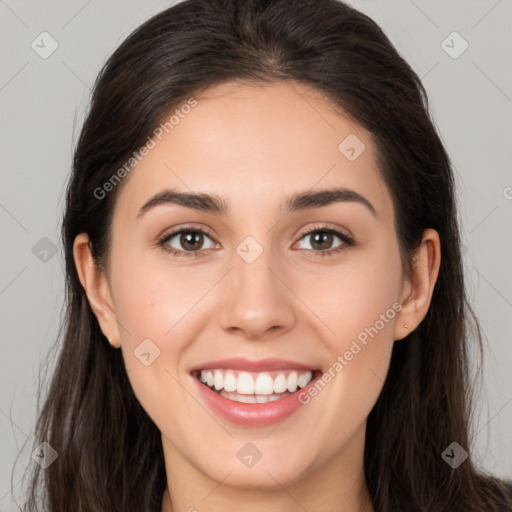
194, 441, 317, 490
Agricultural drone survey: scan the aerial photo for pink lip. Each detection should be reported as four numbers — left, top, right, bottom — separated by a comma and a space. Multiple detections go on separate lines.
191, 370, 322, 427
189, 357, 317, 373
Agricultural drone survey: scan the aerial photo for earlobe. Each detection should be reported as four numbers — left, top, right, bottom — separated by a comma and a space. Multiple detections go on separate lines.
395, 228, 441, 341
73, 233, 120, 347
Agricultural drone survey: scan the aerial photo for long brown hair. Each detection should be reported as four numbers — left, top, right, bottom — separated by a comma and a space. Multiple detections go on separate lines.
17, 0, 512, 510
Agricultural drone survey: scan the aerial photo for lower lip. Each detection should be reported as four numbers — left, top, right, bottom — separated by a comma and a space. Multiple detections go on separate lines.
192, 372, 321, 427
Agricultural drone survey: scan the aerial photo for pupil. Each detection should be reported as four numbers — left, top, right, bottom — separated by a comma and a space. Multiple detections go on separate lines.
181, 231, 203, 250
312, 232, 332, 250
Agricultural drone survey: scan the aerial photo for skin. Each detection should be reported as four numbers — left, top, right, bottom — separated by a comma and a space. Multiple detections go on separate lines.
74, 80, 441, 512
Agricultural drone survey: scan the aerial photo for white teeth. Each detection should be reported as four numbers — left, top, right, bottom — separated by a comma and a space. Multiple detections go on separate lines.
237, 371, 255, 395
213, 369, 223, 391
237, 394, 257, 403
273, 373, 288, 393
224, 372, 237, 392
219, 390, 292, 403
197, 368, 314, 395
287, 371, 298, 392
254, 373, 274, 395
298, 371, 312, 389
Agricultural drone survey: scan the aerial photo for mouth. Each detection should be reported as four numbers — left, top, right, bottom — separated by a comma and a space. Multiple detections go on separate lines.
189, 359, 324, 426
191, 368, 321, 404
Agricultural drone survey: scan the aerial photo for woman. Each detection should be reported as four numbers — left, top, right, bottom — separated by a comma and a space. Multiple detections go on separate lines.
21, 0, 512, 510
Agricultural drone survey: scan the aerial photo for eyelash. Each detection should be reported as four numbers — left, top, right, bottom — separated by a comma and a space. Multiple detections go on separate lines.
157, 224, 354, 259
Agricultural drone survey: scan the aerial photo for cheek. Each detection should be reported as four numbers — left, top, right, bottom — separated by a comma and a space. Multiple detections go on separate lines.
296, 237, 402, 347
305, 239, 402, 399
108, 246, 191, 399
110, 240, 208, 341
110, 260, 197, 436
109, 246, 223, 399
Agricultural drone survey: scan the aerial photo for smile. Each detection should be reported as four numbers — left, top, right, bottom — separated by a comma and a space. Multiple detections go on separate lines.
193, 369, 316, 403
189, 358, 322, 426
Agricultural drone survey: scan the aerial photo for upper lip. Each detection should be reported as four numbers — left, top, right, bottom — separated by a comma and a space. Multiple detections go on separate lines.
190, 357, 318, 373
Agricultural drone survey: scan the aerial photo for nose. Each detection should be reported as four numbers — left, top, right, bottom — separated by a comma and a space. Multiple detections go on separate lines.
218, 245, 297, 341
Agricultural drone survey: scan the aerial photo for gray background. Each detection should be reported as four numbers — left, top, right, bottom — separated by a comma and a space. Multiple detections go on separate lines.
1, 0, 511, 509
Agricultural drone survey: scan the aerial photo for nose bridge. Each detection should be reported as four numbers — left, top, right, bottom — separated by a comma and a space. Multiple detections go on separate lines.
218, 232, 296, 339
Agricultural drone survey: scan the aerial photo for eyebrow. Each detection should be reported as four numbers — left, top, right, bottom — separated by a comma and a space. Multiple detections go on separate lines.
136, 187, 377, 219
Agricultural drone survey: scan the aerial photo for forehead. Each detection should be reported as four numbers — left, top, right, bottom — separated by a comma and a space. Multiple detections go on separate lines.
114, 80, 393, 224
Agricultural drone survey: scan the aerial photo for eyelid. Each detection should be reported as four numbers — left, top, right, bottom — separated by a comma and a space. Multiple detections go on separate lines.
157, 222, 354, 258
156, 223, 217, 243
292, 224, 354, 257
156, 224, 218, 256
296, 223, 353, 242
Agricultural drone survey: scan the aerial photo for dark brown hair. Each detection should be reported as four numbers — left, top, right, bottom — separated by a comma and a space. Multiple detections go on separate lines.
16, 0, 512, 510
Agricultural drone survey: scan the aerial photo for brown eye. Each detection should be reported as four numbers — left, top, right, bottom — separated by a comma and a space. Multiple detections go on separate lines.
178, 231, 206, 251
158, 228, 216, 257
308, 231, 335, 251
295, 227, 354, 257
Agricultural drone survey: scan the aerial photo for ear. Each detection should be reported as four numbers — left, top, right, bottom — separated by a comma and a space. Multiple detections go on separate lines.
73, 233, 121, 347
395, 228, 441, 341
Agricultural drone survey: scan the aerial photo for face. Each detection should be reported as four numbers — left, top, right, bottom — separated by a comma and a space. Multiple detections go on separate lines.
91, 81, 410, 490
